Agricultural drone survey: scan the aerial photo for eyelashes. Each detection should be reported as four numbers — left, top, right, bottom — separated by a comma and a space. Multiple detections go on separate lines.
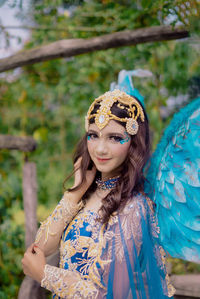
87, 133, 124, 143
112, 136, 123, 142
87, 133, 98, 140
87, 135, 92, 141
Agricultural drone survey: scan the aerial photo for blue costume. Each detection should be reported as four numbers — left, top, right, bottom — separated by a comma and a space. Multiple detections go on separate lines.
39, 194, 174, 298
36, 71, 200, 298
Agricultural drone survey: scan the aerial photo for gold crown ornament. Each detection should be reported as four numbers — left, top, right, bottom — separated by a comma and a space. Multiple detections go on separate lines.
85, 89, 144, 135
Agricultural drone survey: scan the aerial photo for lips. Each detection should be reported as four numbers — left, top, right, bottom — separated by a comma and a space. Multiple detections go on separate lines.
96, 157, 111, 162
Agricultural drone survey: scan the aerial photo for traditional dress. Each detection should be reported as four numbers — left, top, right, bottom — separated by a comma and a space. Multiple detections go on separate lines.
36, 193, 175, 298
34, 71, 200, 298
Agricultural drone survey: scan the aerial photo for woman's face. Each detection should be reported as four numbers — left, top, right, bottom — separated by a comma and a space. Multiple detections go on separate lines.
87, 120, 131, 180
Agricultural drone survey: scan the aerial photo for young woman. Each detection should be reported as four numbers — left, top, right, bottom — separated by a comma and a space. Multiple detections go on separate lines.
22, 89, 175, 298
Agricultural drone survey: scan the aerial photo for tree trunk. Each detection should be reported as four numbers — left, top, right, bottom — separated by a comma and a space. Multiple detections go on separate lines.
18, 161, 47, 299
22, 161, 38, 248
0, 134, 37, 152
0, 25, 189, 73
18, 276, 47, 299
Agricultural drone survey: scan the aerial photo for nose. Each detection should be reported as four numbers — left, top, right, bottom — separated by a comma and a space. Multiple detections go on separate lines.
96, 138, 108, 156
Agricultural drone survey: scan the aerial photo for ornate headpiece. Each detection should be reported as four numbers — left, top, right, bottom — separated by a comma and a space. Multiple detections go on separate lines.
85, 89, 145, 135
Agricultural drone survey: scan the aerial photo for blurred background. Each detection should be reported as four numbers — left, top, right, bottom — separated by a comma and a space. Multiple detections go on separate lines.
0, 0, 200, 298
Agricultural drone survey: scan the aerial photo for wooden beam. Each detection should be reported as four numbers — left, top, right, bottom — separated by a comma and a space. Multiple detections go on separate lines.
22, 162, 38, 249
0, 25, 189, 73
171, 274, 200, 298
18, 161, 45, 299
0, 135, 37, 152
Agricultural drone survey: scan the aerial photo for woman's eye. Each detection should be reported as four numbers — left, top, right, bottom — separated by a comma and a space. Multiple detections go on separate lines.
87, 133, 98, 140
110, 136, 123, 142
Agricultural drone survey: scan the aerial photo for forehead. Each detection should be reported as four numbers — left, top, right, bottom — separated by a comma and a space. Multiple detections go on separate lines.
88, 120, 126, 134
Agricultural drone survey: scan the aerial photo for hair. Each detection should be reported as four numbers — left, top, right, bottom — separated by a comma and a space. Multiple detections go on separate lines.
64, 96, 150, 224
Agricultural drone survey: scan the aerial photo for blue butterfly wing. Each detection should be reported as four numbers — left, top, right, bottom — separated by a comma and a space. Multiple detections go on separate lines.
145, 97, 200, 262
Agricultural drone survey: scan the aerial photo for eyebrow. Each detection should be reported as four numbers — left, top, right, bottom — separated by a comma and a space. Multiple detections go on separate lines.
87, 129, 125, 137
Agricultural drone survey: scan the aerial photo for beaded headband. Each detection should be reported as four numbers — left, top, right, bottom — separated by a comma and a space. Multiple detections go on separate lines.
85, 89, 144, 135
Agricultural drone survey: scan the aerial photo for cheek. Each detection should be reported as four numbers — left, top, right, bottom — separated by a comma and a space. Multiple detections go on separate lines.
87, 141, 94, 156
112, 142, 130, 159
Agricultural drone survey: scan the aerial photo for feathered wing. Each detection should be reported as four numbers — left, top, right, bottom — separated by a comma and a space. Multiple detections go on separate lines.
145, 97, 200, 262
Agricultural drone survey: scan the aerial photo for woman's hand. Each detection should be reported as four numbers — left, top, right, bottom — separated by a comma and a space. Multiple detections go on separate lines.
22, 244, 46, 283
72, 157, 96, 200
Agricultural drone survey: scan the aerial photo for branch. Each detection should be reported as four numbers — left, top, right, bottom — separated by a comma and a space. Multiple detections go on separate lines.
0, 25, 189, 73
0, 135, 37, 152
1, 25, 111, 32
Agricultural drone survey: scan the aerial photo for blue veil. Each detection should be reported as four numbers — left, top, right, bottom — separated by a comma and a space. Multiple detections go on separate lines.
96, 194, 174, 298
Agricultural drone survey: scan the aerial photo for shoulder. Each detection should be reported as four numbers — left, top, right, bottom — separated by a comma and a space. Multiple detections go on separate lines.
108, 193, 153, 227
121, 192, 154, 217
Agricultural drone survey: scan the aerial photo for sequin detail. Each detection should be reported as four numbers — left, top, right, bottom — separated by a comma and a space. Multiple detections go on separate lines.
40, 194, 175, 298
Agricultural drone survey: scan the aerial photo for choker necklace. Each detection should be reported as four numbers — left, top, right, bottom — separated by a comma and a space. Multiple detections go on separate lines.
95, 176, 120, 190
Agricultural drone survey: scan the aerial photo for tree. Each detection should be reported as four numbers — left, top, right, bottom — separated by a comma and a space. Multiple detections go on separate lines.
0, 0, 198, 72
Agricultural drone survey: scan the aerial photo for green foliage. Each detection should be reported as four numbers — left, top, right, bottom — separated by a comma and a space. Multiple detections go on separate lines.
0, 221, 25, 299
0, 0, 200, 297
169, 257, 200, 275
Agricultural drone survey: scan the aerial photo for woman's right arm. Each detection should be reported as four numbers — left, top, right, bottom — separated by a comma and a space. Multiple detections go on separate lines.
34, 191, 83, 256
34, 157, 96, 257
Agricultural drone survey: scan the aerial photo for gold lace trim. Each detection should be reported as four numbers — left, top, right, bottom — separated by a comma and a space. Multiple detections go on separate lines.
35, 193, 84, 244
41, 264, 99, 299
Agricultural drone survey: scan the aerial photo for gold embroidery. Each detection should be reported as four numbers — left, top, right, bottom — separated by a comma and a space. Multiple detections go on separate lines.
159, 246, 176, 297
69, 279, 98, 299
35, 195, 83, 244
60, 211, 108, 289
106, 199, 144, 262
42, 264, 98, 299
41, 194, 175, 298
88, 224, 111, 290
60, 210, 110, 290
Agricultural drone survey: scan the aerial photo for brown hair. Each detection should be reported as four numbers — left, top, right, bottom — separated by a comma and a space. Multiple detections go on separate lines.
64, 97, 150, 224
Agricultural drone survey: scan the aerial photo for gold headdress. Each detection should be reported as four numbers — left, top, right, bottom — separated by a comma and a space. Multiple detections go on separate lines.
85, 89, 144, 135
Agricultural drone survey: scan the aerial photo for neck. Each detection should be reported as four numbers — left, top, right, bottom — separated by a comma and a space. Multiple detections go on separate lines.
101, 173, 120, 181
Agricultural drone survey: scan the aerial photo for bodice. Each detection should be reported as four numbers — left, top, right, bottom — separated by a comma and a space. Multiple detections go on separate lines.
51, 195, 175, 299
60, 210, 102, 277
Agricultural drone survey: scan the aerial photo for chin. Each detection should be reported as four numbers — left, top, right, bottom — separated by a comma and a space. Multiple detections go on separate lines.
95, 164, 111, 172
97, 167, 118, 178
96, 166, 110, 173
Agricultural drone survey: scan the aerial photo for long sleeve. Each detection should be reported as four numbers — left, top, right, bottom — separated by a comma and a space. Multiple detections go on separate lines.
41, 264, 99, 298
40, 194, 175, 298
35, 192, 83, 256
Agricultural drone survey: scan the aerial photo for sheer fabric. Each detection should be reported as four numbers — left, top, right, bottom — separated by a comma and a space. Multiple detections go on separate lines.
35, 192, 83, 256
38, 193, 175, 298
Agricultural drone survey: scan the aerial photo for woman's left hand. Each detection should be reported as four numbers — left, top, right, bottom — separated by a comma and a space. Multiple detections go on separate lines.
22, 244, 46, 283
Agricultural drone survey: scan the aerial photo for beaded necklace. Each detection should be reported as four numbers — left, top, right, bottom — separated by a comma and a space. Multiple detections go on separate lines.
95, 176, 120, 190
